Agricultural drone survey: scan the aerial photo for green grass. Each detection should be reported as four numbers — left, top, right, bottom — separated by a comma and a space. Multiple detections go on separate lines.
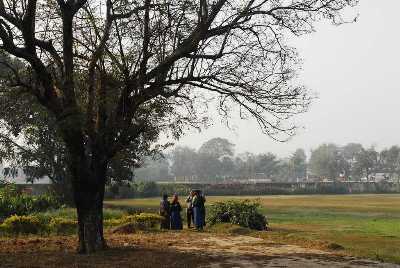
31, 207, 128, 224
105, 194, 400, 264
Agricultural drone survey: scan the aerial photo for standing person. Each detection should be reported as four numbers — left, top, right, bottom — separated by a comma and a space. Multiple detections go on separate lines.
186, 190, 194, 228
170, 194, 183, 230
199, 190, 206, 227
192, 190, 204, 231
159, 194, 170, 229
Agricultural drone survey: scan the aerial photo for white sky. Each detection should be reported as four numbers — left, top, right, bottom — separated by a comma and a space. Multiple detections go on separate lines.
173, 0, 400, 157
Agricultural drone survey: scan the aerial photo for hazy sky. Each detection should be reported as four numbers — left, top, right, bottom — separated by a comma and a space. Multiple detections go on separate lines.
174, 1, 400, 157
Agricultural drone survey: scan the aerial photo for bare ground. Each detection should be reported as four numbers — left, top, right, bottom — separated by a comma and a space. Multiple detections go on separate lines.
0, 231, 398, 268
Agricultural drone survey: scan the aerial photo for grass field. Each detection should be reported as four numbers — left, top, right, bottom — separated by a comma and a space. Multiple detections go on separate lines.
106, 194, 400, 264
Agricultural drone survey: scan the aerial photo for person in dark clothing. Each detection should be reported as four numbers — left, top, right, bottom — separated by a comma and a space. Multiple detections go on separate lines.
185, 191, 194, 228
170, 194, 183, 230
199, 190, 206, 227
192, 190, 205, 230
159, 194, 170, 229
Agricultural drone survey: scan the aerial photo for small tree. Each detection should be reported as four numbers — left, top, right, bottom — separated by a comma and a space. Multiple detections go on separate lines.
0, 0, 357, 253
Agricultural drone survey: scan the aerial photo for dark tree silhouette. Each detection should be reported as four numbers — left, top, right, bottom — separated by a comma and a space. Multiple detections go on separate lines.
0, 0, 357, 253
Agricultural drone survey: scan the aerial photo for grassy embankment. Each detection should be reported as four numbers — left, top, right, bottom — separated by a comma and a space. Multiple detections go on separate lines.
106, 194, 400, 264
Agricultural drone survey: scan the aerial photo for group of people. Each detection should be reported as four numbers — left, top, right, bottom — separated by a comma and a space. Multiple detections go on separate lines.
159, 190, 206, 231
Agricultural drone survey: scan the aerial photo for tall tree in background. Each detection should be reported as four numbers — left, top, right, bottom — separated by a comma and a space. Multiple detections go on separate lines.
197, 138, 234, 179
353, 147, 379, 180
0, 0, 358, 252
342, 143, 363, 178
255, 153, 280, 179
380, 146, 400, 182
170, 146, 198, 181
133, 156, 170, 181
309, 144, 347, 180
289, 148, 307, 180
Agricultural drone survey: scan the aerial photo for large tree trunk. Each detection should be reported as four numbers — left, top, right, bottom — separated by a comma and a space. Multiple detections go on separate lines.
75, 183, 107, 254
68, 146, 108, 254
60, 111, 109, 254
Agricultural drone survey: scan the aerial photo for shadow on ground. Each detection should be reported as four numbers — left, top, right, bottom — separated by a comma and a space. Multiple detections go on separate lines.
0, 232, 398, 268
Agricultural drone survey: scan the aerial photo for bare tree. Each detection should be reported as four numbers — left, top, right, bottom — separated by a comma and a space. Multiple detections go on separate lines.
0, 0, 357, 253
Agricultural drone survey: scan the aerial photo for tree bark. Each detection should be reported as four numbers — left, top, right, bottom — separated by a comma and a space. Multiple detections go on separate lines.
75, 185, 106, 254
68, 145, 108, 254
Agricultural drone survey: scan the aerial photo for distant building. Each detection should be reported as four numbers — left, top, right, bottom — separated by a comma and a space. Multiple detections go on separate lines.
369, 173, 388, 183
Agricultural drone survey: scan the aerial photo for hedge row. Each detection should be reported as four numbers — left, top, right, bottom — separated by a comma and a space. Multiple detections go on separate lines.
0, 212, 163, 235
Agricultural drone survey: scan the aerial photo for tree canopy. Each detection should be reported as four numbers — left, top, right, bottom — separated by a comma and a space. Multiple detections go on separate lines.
0, 0, 358, 253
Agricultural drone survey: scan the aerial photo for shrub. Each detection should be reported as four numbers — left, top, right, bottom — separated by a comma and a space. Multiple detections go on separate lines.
49, 217, 77, 234
0, 182, 61, 219
103, 208, 126, 220
104, 218, 125, 227
132, 213, 164, 228
118, 213, 164, 229
104, 212, 164, 229
34, 208, 76, 222
1, 215, 45, 234
207, 199, 268, 231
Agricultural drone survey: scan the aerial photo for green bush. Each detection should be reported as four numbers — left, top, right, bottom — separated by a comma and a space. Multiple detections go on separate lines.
207, 199, 268, 231
104, 213, 163, 229
104, 213, 164, 230
1, 215, 45, 234
103, 208, 126, 220
0, 182, 61, 219
104, 218, 125, 227
34, 208, 76, 222
123, 212, 163, 225
49, 217, 77, 234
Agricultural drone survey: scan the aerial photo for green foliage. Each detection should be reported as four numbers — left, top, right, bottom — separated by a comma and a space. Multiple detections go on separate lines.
48, 217, 77, 234
207, 199, 268, 231
34, 208, 76, 221
135, 181, 159, 197
1, 215, 45, 234
121, 213, 164, 229
106, 181, 169, 199
103, 208, 127, 220
104, 212, 163, 229
0, 183, 61, 219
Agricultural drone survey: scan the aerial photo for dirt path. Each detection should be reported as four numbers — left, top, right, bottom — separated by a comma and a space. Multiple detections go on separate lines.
172, 234, 399, 268
0, 232, 399, 267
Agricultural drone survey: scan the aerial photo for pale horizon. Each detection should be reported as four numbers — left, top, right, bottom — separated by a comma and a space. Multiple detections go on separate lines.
170, 0, 400, 157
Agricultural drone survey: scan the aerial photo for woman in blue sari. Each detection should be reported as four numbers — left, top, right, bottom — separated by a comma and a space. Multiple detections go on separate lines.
170, 194, 183, 230
192, 191, 205, 230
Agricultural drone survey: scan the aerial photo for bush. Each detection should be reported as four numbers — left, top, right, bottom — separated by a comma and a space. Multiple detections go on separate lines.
104, 212, 163, 229
109, 213, 163, 229
207, 199, 268, 231
131, 213, 164, 228
0, 182, 61, 219
49, 217, 77, 234
104, 218, 125, 227
1, 215, 45, 234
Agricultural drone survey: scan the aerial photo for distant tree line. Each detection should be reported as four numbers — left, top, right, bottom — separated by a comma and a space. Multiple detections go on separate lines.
309, 143, 400, 182
135, 137, 307, 182
134, 139, 400, 183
